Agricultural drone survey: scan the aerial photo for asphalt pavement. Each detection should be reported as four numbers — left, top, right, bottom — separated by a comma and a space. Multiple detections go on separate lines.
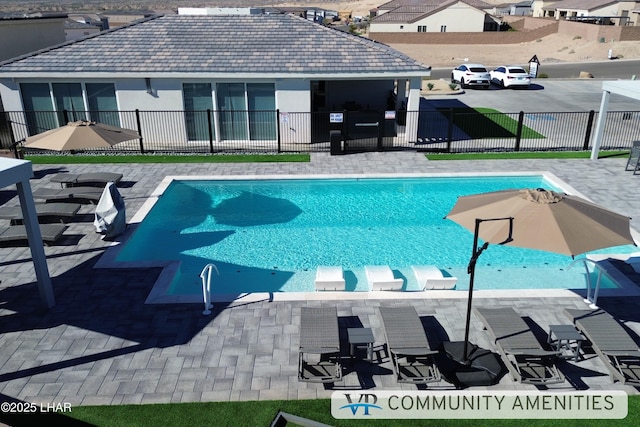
424, 79, 640, 113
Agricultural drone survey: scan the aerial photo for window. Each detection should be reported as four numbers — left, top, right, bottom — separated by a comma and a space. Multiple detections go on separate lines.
52, 83, 85, 124
247, 83, 276, 141
183, 83, 214, 141
86, 83, 119, 127
20, 82, 120, 136
216, 83, 276, 141
440, 25, 447, 32
20, 83, 57, 135
417, 25, 427, 32
217, 83, 248, 141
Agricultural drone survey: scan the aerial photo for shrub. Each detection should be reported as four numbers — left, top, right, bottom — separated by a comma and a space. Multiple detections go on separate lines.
538, 73, 549, 78
427, 83, 435, 91
599, 37, 606, 43
569, 49, 575, 54
573, 35, 582, 40
449, 83, 458, 91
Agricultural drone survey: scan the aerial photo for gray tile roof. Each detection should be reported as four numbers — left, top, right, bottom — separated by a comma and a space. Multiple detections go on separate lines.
377, 0, 493, 11
552, 0, 619, 11
0, 14, 430, 76
373, 0, 492, 23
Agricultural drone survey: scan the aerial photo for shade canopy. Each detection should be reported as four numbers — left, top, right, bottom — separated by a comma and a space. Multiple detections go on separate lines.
24, 120, 140, 151
446, 188, 635, 257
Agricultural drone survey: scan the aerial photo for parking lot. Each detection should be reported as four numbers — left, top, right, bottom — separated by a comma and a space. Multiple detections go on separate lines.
430, 80, 640, 113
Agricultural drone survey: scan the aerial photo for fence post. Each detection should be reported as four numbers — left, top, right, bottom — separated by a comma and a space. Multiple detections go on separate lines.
446, 108, 454, 150
207, 109, 214, 153
135, 109, 144, 153
583, 110, 596, 151
377, 110, 384, 151
276, 109, 282, 153
514, 111, 524, 152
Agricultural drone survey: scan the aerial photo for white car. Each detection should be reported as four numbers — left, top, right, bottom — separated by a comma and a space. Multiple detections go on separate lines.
450, 64, 491, 89
489, 65, 531, 89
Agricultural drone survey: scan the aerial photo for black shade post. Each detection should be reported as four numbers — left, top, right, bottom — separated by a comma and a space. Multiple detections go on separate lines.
462, 217, 514, 362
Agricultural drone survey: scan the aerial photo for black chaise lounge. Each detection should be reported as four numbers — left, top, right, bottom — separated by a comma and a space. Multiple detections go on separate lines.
565, 308, 640, 386
298, 307, 342, 383
32, 187, 103, 203
0, 203, 81, 224
378, 306, 441, 384
50, 172, 123, 188
474, 307, 565, 385
0, 223, 67, 245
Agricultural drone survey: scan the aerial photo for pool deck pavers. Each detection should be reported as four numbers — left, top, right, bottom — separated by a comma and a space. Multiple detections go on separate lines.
1, 152, 640, 407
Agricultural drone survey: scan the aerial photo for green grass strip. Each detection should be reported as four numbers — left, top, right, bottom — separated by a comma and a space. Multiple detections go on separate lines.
436, 107, 544, 139
426, 150, 629, 160
53, 395, 640, 427
24, 154, 310, 164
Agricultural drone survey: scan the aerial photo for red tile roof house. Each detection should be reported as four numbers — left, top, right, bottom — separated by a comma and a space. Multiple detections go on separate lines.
0, 13, 432, 151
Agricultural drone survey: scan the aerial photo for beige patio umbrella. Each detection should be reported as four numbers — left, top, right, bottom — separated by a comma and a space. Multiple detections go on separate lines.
24, 120, 140, 151
441, 187, 636, 384
446, 188, 635, 257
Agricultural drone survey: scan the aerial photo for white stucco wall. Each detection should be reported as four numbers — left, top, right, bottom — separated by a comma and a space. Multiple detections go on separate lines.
276, 79, 311, 144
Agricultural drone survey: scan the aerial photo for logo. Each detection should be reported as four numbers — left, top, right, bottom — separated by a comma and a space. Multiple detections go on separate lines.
338, 393, 382, 416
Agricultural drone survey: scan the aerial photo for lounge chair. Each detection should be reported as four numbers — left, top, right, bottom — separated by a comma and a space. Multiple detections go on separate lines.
50, 172, 123, 188
298, 307, 342, 383
32, 186, 104, 203
364, 265, 404, 291
314, 266, 346, 291
565, 308, 640, 386
474, 307, 565, 385
0, 223, 66, 245
0, 203, 81, 224
411, 265, 457, 290
378, 306, 441, 384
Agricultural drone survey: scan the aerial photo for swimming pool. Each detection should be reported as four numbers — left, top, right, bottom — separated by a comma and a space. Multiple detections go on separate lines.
110, 173, 636, 301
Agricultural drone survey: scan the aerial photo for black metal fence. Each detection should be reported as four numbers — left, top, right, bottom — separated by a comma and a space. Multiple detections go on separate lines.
2, 108, 639, 155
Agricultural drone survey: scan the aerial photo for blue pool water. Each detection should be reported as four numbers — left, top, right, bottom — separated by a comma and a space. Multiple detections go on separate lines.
116, 176, 635, 295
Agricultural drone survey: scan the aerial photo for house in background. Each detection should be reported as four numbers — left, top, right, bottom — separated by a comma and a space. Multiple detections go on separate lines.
532, 0, 640, 25
0, 13, 67, 62
0, 14, 430, 147
64, 18, 103, 41
369, 0, 498, 33
554, 0, 638, 25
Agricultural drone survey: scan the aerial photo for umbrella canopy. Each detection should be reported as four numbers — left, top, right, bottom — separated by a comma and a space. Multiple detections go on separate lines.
24, 120, 140, 151
446, 188, 635, 257
442, 187, 635, 383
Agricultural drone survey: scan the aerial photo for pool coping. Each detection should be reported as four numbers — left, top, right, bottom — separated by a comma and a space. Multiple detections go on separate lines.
93, 171, 640, 305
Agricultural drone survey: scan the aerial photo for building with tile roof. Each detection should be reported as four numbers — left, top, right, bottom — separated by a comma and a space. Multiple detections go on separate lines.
0, 13, 431, 147
370, 0, 497, 33
533, 0, 639, 25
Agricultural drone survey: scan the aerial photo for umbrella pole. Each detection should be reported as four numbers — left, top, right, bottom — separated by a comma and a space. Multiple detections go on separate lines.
463, 219, 488, 362
462, 217, 514, 363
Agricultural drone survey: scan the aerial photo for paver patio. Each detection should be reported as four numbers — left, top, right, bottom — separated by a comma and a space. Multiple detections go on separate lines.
1, 152, 639, 407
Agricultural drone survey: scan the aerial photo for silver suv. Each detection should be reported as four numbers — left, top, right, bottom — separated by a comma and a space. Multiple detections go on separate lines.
451, 64, 491, 89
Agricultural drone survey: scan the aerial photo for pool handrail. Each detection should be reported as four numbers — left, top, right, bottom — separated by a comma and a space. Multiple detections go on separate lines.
200, 263, 219, 315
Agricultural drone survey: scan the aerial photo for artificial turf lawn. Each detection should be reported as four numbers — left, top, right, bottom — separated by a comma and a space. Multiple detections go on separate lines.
24, 153, 310, 164
426, 150, 629, 160
436, 107, 545, 139
23, 395, 629, 427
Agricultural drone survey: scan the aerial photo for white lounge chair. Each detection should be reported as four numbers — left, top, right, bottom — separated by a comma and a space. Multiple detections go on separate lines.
315, 266, 346, 291
364, 265, 404, 291
411, 265, 457, 290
